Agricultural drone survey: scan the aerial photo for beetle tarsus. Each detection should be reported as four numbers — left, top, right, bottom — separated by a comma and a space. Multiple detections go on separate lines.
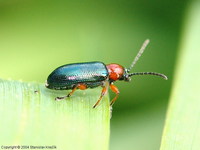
55, 96, 66, 101
93, 104, 97, 109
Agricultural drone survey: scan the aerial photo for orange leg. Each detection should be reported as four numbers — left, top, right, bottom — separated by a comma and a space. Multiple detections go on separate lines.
93, 86, 107, 108
110, 84, 120, 106
55, 84, 87, 100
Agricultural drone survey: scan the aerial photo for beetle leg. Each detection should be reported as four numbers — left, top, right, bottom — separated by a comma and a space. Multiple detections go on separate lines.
67, 86, 78, 97
109, 84, 120, 106
55, 83, 88, 101
55, 96, 67, 101
93, 86, 107, 108
55, 85, 78, 100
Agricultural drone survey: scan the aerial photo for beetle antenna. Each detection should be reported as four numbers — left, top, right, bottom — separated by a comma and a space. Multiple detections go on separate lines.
128, 39, 150, 72
128, 72, 168, 80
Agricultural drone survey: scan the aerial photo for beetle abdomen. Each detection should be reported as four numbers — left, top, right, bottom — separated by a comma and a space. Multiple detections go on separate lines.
46, 61, 108, 90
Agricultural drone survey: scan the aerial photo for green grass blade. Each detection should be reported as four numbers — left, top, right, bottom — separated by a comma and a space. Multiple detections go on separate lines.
160, 1, 200, 149
0, 79, 110, 150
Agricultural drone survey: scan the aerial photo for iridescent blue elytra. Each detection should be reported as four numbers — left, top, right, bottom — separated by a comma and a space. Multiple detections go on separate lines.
46, 62, 108, 90
45, 39, 168, 108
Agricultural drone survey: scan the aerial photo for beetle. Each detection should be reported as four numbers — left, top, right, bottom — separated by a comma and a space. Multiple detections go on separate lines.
45, 39, 168, 108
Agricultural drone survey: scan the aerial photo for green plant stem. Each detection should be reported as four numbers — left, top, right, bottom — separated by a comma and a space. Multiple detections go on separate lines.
160, 1, 200, 149
0, 79, 110, 150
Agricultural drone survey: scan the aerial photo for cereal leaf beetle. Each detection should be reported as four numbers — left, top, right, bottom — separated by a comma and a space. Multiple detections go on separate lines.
45, 39, 168, 108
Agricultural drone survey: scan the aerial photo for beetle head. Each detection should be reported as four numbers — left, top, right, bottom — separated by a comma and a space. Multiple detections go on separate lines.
121, 69, 131, 82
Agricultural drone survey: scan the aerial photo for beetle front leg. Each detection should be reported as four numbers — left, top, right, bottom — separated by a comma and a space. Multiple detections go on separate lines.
93, 86, 107, 108
109, 84, 120, 106
55, 86, 78, 101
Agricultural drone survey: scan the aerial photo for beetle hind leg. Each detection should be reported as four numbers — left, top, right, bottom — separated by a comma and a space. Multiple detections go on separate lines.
55, 85, 78, 101
55, 84, 88, 101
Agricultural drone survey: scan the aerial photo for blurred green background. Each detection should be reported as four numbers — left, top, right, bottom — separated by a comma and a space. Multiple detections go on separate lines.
0, 0, 188, 149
